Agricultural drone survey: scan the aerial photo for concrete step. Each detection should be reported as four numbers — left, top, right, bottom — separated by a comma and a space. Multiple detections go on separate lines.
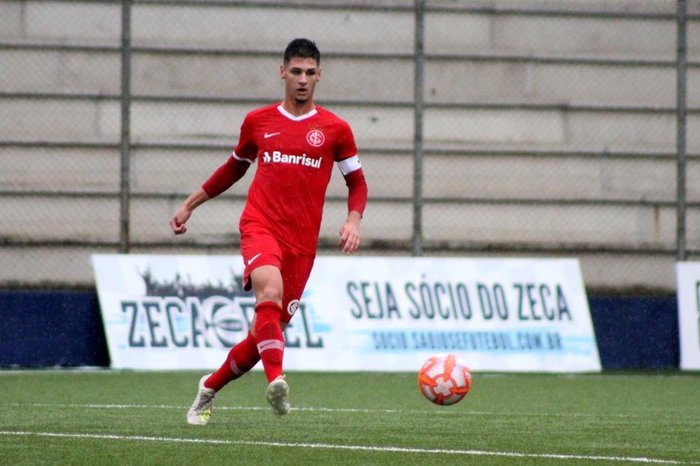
3, 144, 695, 201
4, 47, 695, 108
2, 96, 696, 151
0, 193, 687, 249
3, 1, 695, 58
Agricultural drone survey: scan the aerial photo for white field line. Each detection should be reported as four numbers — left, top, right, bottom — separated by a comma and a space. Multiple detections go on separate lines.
0, 430, 693, 464
13, 402, 640, 418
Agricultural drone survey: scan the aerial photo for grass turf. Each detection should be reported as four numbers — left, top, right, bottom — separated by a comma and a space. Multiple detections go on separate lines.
0, 370, 698, 465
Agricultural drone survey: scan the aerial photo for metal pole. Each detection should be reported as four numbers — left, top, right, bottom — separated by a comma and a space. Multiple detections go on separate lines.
412, 0, 425, 256
119, 0, 132, 253
676, 0, 687, 261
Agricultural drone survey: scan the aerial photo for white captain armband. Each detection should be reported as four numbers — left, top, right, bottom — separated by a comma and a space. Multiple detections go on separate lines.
338, 155, 362, 175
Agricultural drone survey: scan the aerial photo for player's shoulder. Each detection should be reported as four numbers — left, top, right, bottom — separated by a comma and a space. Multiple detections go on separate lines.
245, 103, 279, 125
244, 103, 280, 122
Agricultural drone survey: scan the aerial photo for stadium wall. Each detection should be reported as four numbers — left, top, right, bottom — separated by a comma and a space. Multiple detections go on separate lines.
0, 290, 678, 370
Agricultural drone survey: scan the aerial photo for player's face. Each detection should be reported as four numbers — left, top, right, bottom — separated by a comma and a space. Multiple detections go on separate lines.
280, 57, 321, 105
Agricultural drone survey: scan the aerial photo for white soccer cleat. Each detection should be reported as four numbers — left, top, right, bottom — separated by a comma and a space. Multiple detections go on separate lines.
266, 375, 290, 416
186, 374, 216, 426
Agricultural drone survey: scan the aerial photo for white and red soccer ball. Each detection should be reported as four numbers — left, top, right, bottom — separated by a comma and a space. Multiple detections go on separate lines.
417, 353, 472, 405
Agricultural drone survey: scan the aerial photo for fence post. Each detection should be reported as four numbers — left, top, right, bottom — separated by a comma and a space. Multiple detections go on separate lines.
412, 0, 426, 256
676, 0, 688, 261
119, 0, 133, 253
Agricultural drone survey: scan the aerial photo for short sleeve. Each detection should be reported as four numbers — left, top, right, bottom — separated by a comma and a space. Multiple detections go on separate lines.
234, 114, 258, 162
334, 120, 358, 162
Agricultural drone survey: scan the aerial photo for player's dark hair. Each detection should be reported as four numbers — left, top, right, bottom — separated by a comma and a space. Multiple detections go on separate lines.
284, 38, 321, 65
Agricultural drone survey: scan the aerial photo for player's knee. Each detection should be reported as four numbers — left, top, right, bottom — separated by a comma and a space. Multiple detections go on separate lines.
258, 284, 283, 305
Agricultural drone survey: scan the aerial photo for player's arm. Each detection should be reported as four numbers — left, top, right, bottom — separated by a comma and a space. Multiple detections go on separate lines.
170, 154, 250, 235
338, 155, 368, 254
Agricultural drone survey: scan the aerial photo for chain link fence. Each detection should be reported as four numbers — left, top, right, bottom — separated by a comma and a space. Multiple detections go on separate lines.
0, 0, 698, 291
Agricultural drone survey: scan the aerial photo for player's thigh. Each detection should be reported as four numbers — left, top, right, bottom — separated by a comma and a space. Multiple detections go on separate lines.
250, 265, 284, 304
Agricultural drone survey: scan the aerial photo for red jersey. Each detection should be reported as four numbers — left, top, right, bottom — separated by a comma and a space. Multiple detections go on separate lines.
233, 103, 359, 256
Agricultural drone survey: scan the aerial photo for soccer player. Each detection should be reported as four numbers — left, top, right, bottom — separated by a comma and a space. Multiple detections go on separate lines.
170, 38, 368, 425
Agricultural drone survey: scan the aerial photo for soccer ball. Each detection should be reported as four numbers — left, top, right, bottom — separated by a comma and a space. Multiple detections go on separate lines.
417, 353, 472, 405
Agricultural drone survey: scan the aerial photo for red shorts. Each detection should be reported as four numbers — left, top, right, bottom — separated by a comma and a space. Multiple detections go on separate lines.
240, 223, 315, 323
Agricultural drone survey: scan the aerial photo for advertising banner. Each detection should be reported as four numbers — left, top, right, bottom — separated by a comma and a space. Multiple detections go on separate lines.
92, 255, 601, 372
676, 262, 700, 370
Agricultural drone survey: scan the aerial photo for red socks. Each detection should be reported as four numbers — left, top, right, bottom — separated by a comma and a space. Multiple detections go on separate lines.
204, 331, 260, 391
253, 301, 285, 383
203, 301, 284, 390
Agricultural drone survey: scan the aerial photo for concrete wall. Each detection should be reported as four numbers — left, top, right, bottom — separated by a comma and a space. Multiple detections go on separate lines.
0, 0, 697, 290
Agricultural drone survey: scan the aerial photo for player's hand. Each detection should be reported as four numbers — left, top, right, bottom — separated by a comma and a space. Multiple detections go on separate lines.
170, 188, 210, 235
170, 205, 191, 235
339, 211, 362, 254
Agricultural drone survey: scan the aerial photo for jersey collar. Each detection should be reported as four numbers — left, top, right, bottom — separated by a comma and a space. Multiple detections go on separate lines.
277, 104, 318, 121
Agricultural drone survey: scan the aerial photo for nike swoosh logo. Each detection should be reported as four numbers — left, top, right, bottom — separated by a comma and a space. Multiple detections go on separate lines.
264, 132, 281, 139
248, 252, 262, 265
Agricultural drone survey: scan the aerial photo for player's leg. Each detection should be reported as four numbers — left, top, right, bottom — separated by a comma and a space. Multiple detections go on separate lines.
205, 330, 261, 391
237, 225, 292, 415
186, 331, 261, 425
250, 264, 285, 383
248, 264, 290, 415
187, 224, 284, 423
260, 253, 316, 416
278, 253, 316, 324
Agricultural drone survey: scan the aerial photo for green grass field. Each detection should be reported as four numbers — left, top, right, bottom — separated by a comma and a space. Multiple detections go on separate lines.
0, 370, 698, 465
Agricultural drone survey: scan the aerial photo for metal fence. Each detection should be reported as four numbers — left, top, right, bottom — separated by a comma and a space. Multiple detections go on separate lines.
0, 0, 698, 291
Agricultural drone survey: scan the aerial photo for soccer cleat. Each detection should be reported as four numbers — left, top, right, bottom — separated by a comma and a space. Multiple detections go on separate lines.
186, 374, 216, 426
266, 375, 290, 416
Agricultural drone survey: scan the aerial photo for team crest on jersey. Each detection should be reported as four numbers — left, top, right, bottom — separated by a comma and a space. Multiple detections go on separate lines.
306, 129, 325, 148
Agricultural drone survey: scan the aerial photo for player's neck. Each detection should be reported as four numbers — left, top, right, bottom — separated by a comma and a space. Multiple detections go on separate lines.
281, 98, 315, 117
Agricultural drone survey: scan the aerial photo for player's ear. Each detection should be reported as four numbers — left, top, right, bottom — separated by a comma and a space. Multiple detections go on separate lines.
280, 64, 286, 79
